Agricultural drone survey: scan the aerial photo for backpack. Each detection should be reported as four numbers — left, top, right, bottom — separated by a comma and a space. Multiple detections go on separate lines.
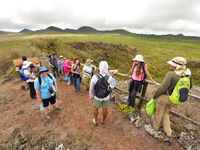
133, 62, 147, 80
168, 76, 190, 104
38, 73, 54, 86
94, 74, 112, 98
20, 68, 30, 81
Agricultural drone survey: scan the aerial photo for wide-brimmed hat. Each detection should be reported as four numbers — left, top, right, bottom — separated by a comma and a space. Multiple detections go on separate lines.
39, 66, 49, 74
59, 55, 64, 58
22, 61, 32, 69
167, 57, 191, 76
132, 55, 145, 62
85, 59, 93, 65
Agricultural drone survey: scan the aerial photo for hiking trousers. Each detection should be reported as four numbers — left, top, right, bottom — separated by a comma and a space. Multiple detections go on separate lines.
51, 67, 60, 78
82, 76, 90, 91
127, 80, 142, 107
28, 82, 36, 99
153, 95, 175, 136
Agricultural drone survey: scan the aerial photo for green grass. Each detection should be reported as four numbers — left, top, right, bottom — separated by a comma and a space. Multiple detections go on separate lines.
0, 33, 200, 85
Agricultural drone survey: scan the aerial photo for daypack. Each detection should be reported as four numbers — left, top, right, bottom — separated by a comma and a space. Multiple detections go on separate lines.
49, 57, 57, 68
38, 73, 54, 86
20, 68, 30, 81
169, 76, 190, 104
94, 74, 112, 98
133, 62, 147, 80
146, 98, 155, 116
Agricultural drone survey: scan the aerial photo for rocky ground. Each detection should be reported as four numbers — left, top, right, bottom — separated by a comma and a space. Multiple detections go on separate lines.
0, 75, 183, 150
114, 80, 200, 150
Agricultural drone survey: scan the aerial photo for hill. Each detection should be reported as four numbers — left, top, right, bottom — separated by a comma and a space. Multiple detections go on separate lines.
19, 29, 33, 33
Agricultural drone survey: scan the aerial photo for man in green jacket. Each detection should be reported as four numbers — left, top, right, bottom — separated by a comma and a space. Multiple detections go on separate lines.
152, 57, 192, 137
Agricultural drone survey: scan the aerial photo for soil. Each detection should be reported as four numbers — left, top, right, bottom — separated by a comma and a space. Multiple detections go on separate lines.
0, 76, 182, 150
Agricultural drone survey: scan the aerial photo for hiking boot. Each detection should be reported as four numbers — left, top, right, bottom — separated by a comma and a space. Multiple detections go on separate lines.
93, 118, 98, 127
56, 106, 63, 110
45, 114, 51, 120
67, 82, 70, 85
101, 121, 104, 125
78, 92, 82, 96
74, 89, 78, 92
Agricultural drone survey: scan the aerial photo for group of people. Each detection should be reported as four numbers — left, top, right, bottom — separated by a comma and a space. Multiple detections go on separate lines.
19, 54, 192, 137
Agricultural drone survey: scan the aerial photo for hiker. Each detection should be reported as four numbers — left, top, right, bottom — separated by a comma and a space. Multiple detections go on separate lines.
152, 57, 192, 137
71, 58, 84, 96
58, 55, 64, 74
34, 67, 62, 120
126, 54, 155, 108
20, 61, 36, 99
18, 56, 29, 89
89, 61, 114, 126
62, 57, 73, 85
82, 59, 97, 92
19, 56, 27, 70
109, 69, 118, 88
49, 53, 60, 78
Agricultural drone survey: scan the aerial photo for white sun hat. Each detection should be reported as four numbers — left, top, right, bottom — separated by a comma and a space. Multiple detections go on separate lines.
132, 54, 145, 62
167, 57, 191, 76
22, 61, 32, 69
59, 55, 64, 58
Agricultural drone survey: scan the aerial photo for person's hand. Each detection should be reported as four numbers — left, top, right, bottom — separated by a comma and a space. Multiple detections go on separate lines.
38, 98, 42, 103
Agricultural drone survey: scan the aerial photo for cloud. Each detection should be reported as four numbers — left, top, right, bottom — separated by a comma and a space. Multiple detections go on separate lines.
0, 0, 200, 36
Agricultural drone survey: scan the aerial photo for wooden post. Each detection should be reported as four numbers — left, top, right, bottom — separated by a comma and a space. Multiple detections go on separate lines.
138, 81, 148, 109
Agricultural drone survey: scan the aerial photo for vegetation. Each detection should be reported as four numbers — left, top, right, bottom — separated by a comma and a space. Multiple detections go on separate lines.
0, 32, 200, 85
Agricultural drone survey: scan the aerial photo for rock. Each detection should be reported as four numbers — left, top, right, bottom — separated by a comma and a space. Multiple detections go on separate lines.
178, 132, 200, 150
135, 117, 144, 128
144, 124, 174, 143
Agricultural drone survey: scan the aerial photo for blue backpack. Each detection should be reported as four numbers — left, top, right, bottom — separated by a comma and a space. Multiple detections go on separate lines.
20, 68, 30, 81
133, 62, 147, 80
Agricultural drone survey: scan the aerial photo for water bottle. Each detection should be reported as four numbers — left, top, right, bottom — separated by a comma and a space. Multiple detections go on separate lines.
40, 102, 44, 111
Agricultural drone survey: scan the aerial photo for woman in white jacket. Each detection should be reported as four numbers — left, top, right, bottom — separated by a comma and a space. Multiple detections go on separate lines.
89, 61, 114, 126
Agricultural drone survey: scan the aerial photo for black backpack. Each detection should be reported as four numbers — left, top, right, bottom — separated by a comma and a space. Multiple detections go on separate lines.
38, 73, 54, 86
94, 74, 112, 98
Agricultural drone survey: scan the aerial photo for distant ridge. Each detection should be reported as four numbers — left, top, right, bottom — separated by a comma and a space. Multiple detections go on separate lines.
13, 26, 200, 40
46, 26, 64, 32
19, 29, 33, 33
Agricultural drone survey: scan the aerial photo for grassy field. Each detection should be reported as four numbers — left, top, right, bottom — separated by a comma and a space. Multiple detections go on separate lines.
0, 33, 200, 85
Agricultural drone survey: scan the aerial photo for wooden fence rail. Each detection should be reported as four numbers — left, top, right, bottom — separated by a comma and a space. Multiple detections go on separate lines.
40, 59, 200, 127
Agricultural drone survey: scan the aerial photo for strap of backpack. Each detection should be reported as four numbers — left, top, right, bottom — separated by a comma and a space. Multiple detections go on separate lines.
97, 74, 109, 81
38, 76, 42, 86
47, 73, 55, 86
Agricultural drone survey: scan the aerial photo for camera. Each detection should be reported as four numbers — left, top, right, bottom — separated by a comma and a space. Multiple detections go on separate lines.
48, 87, 55, 96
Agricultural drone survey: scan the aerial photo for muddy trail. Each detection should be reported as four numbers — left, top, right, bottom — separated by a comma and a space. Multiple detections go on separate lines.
0, 76, 182, 150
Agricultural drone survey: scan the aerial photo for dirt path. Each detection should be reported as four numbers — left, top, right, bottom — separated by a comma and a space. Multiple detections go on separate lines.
0, 77, 183, 150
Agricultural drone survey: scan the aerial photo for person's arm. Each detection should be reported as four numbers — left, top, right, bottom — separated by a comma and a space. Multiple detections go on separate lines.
57, 60, 60, 70
82, 69, 91, 78
61, 65, 64, 74
54, 81, 58, 93
49, 62, 53, 67
35, 89, 42, 103
34, 79, 42, 103
80, 63, 85, 67
92, 65, 97, 72
89, 76, 96, 99
153, 72, 173, 99
126, 65, 134, 76
144, 64, 155, 82
27, 74, 36, 80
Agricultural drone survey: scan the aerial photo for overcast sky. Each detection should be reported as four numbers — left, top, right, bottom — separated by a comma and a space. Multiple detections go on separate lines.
0, 0, 200, 36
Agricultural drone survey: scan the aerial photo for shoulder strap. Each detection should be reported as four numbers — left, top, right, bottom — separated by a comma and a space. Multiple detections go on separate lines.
97, 74, 109, 81
47, 73, 53, 80
38, 76, 42, 85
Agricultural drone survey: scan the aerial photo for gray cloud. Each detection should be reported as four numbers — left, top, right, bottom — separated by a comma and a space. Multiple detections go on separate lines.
0, 0, 200, 36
